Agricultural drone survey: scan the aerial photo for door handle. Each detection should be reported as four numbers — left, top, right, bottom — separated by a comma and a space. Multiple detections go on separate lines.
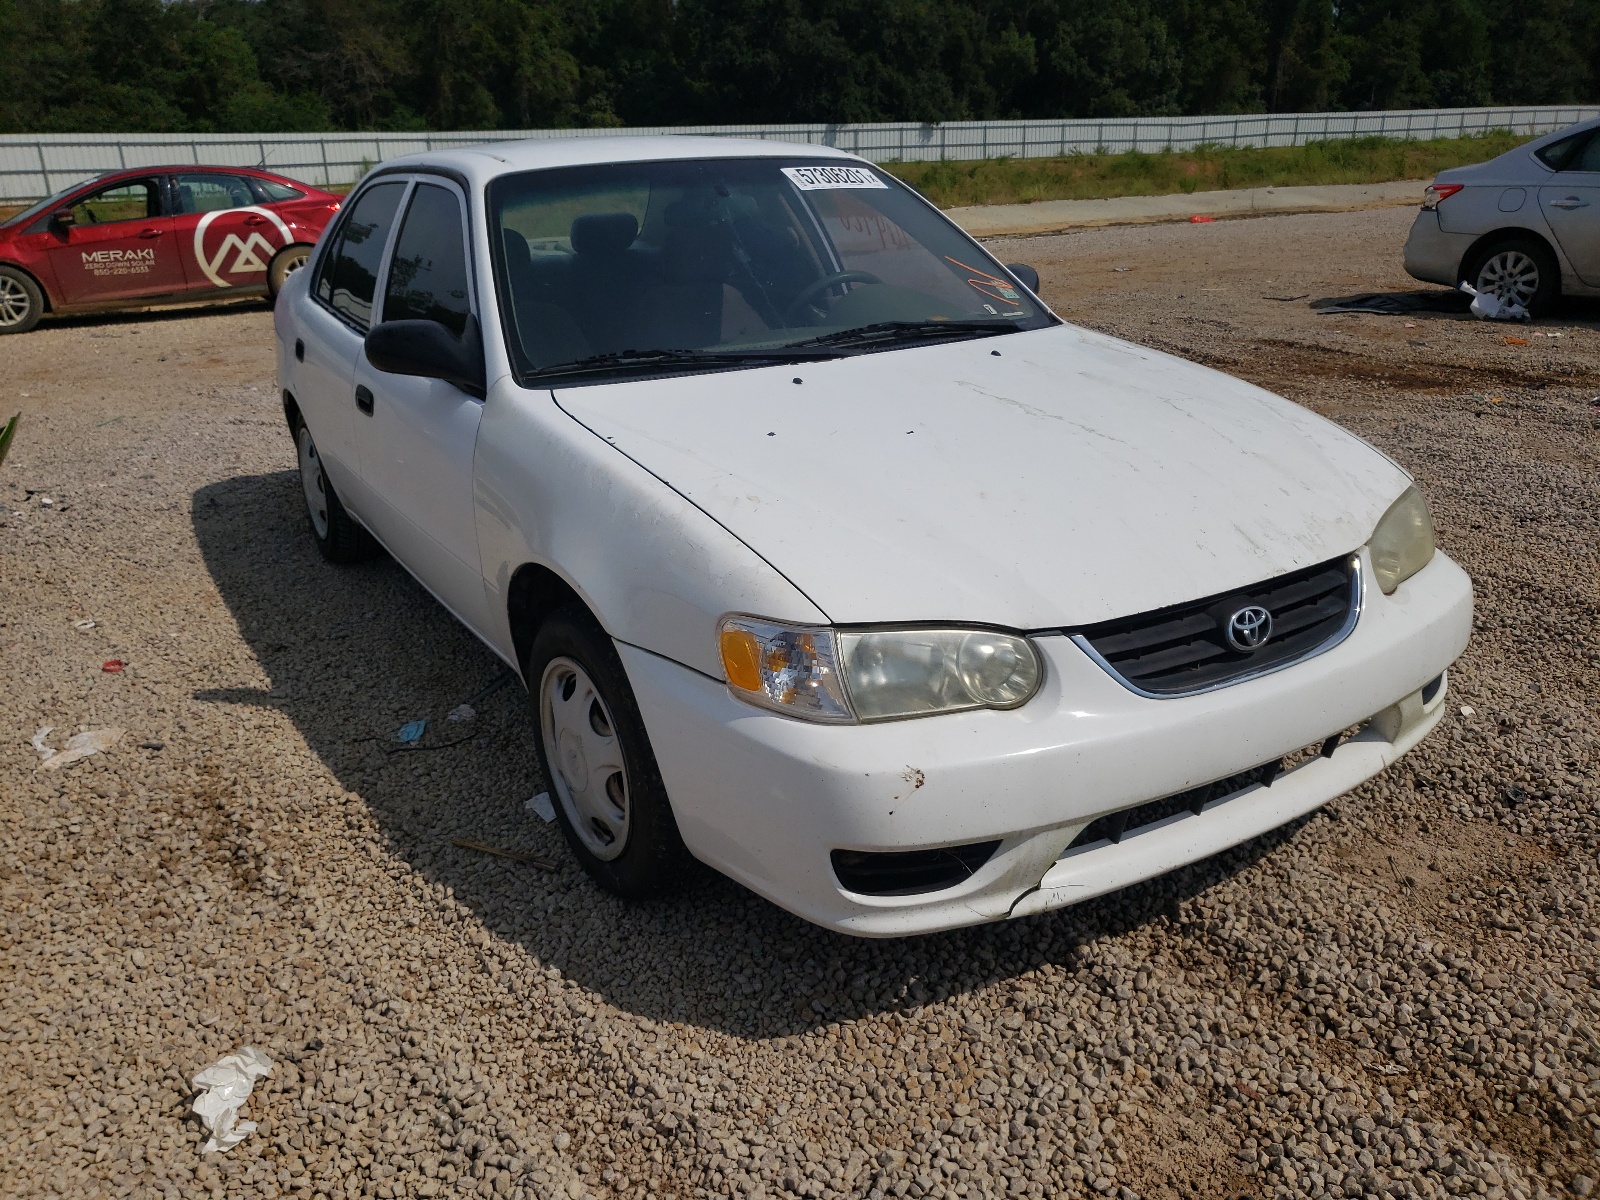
355, 385, 374, 416
1550, 197, 1591, 209
137, 228, 163, 239
294, 338, 305, 363
244, 215, 268, 226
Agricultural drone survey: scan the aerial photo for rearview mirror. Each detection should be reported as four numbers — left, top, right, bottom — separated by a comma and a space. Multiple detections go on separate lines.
1006, 263, 1040, 294
364, 315, 486, 398
51, 208, 75, 229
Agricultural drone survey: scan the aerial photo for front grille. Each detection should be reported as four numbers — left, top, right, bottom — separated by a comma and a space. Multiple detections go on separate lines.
831, 841, 1001, 896
1072, 555, 1358, 696
1064, 762, 1280, 852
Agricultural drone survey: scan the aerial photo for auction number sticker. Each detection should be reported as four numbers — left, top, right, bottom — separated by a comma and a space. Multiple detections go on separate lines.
781, 165, 888, 191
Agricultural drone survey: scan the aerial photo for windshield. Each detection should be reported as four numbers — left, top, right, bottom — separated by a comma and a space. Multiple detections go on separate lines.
2, 180, 96, 230
487, 157, 1054, 383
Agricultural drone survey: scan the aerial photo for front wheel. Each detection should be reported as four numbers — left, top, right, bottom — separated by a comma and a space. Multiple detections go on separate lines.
268, 244, 313, 303
526, 607, 691, 899
0, 266, 44, 334
1461, 236, 1560, 316
295, 418, 375, 563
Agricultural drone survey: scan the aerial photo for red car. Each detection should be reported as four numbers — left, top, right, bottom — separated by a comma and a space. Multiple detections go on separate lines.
0, 166, 342, 334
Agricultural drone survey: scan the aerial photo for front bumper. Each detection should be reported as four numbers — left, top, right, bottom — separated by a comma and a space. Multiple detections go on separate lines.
1403, 210, 1475, 286
623, 549, 1472, 936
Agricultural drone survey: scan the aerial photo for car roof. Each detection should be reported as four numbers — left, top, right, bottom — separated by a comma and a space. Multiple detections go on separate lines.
369, 134, 861, 188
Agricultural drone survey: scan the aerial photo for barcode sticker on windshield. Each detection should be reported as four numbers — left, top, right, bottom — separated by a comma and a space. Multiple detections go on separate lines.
781, 166, 888, 191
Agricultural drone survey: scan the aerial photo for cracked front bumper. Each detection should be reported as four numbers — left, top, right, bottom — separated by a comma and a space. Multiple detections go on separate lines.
622, 549, 1472, 936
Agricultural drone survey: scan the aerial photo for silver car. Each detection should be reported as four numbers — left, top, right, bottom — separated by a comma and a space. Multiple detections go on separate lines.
1405, 115, 1600, 315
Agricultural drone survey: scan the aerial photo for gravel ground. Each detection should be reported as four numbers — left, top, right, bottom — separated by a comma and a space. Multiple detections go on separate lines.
2, 207, 1597, 1200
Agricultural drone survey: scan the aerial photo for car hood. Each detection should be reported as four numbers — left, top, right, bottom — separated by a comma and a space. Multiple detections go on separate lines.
553, 324, 1411, 627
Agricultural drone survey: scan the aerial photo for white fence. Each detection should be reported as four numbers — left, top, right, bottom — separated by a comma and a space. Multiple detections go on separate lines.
3, 105, 1595, 203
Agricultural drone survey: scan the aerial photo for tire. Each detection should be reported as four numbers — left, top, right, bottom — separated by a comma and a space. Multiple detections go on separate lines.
268, 244, 313, 304
526, 606, 692, 899
1461, 235, 1560, 317
294, 417, 376, 563
0, 266, 44, 334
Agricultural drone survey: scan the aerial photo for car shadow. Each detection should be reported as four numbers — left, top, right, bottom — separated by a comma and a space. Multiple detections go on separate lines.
193, 469, 1322, 1039
42, 297, 269, 332
1307, 288, 1600, 324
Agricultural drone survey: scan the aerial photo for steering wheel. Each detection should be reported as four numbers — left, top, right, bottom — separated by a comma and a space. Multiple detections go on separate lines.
783, 270, 882, 323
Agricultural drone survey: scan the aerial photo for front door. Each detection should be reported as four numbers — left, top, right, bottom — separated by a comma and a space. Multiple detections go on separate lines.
352, 178, 492, 636
169, 171, 296, 296
42, 178, 186, 304
1539, 130, 1600, 287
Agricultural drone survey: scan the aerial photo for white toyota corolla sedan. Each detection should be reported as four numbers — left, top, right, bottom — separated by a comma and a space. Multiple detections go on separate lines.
275, 136, 1472, 936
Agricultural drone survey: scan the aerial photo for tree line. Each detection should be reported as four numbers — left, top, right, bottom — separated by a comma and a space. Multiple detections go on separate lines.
1, 0, 1596, 134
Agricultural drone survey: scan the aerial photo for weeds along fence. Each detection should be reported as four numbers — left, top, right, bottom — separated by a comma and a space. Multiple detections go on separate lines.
3, 105, 1596, 202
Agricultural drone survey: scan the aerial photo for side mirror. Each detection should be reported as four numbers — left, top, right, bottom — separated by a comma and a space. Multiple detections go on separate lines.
364, 314, 486, 398
51, 208, 75, 230
1006, 263, 1040, 294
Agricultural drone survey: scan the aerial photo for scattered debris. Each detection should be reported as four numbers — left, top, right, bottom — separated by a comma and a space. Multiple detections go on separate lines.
138, 740, 165, 751
101, 660, 124, 673
74, 619, 96, 631
37, 727, 123, 771
1503, 336, 1529, 346
1188, 215, 1215, 223
1460, 705, 1476, 717
38, 496, 54, 508
30, 727, 53, 757
447, 704, 476, 723
396, 719, 427, 744
451, 838, 556, 869
1265, 294, 1309, 302
526, 791, 556, 823
1459, 280, 1529, 322
190, 1047, 273, 1154
1112, 266, 1131, 273
0, 412, 17, 471
1403, 321, 1417, 328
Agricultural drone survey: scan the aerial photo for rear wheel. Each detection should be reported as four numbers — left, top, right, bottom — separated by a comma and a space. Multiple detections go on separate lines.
268, 244, 313, 303
526, 606, 692, 899
0, 267, 44, 334
1462, 236, 1560, 316
295, 418, 375, 563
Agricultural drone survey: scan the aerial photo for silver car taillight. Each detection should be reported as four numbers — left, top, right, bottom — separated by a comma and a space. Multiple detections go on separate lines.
1421, 183, 1463, 210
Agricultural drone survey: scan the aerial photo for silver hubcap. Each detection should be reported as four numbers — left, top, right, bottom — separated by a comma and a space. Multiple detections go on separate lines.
1476, 250, 1540, 308
281, 250, 309, 278
0, 276, 32, 327
540, 657, 630, 861
296, 426, 330, 539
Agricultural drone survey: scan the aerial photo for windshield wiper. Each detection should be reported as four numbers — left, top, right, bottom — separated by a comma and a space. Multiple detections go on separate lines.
787, 319, 1023, 351
527, 346, 845, 381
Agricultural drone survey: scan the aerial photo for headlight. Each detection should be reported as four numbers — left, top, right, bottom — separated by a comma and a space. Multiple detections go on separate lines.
719, 616, 1042, 723
1368, 487, 1436, 595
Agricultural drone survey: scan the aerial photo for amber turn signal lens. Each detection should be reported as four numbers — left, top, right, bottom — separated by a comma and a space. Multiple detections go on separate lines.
720, 628, 764, 693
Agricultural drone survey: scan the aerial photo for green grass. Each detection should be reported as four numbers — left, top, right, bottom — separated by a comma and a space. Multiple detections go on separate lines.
884, 131, 1530, 209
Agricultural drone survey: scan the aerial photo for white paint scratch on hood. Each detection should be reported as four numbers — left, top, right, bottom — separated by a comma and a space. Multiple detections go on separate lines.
555, 324, 1410, 627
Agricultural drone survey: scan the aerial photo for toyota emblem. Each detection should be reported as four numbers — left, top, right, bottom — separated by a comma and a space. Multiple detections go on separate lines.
1225, 605, 1273, 652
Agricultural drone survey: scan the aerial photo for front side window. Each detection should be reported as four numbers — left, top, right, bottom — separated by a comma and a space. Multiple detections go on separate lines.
382, 184, 471, 336
1572, 134, 1600, 173
315, 181, 406, 331
68, 180, 160, 226
172, 173, 258, 214
488, 157, 1053, 384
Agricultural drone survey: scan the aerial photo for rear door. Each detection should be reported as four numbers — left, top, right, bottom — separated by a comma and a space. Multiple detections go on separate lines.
1539, 132, 1600, 286
169, 171, 296, 295
294, 180, 408, 514
41, 177, 186, 304
351, 177, 493, 635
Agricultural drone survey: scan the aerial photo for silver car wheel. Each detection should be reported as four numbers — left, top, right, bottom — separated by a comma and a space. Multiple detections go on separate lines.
0, 274, 32, 327
296, 425, 330, 539
540, 656, 631, 861
1475, 249, 1541, 308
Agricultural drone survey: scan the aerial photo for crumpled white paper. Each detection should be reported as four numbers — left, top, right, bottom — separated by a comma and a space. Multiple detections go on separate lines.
1459, 280, 1529, 322
191, 1046, 274, 1153
36, 727, 123, 771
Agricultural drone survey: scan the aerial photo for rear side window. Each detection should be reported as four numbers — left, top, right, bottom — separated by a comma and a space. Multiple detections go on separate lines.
1536, 131, 1594, 171
173, 173, 258, 214
254, 179, 305, 203
1575, 135, 1600, 173
382, 184, 472, 336
315, 182, 405, 331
